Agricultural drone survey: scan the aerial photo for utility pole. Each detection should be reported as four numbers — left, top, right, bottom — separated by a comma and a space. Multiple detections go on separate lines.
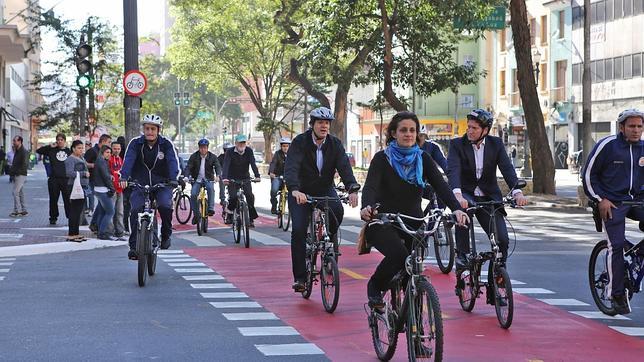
87, 18, 96, 129
123, 0, 140, 143
582, 0, 593, 158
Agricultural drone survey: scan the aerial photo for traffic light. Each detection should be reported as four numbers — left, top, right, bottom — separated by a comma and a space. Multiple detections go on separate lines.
174, 92, 181, 106
183, 92, 190, 106
75, 43, 93, 89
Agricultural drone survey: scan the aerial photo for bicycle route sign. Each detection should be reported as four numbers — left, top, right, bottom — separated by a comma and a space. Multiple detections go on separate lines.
123, 70, 148, 96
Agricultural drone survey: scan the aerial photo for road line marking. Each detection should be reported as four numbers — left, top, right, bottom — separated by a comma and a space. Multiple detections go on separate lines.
167, 262, 207, 267
254, 343, 324, 356
0, 269, 9, 273
0, 233, 23, 238
162, 258, 197, 262
570, 311, 630, 320
200, 292, 248, 298
158, 250, 185, 254
0, 276, 4, 280
180, 234, 225, 247
182, 275, 224, 280
538, 298, 589, 306
0, 258, 16, 261
513, 288, 555, 294
174, 268, 215, 273
340, 225, 363, 234
249, 230, 289, 245
510, 280, 526, 285
223, 312, 278, 321
190, 283, 235, 289
158, 254, 191, 258
209, 301, 261, 308
609, 326, 644, 336
239, 326, 299, 336
0, 262, 14, 266
339, 268, 367, 280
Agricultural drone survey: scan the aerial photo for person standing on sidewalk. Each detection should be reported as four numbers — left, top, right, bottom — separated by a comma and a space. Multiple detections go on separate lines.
86, 134, 112, 232
0, 146, 6, 176
92, 145, 116, 240
108, 141, 125, 238
64, 140, 89, 242
36, 133, 71, 225
9, 136, 29, 217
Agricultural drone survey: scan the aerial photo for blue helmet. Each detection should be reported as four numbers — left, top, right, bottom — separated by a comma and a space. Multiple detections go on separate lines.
309, 107, 335, 125
466, 109, 494, 128
198, 138, 209, 146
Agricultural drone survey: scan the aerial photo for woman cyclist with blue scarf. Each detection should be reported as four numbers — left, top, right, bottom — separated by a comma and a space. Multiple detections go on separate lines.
360, 111, 468, 307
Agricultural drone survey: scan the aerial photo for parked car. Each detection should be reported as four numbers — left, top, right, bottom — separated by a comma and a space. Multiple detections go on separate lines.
254, 151, 264, 164
346, 152, 356, 167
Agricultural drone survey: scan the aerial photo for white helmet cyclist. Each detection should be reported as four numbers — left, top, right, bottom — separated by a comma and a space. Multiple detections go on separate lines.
617, 109, 644, 124
142, 114, 163, 128
279, 137, 291, 144
419, 125, 428, 136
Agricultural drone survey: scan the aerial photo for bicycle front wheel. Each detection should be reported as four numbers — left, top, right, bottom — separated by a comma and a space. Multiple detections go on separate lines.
456, 268, 477, 312
242, 203, 250, 248
370, 287, 399, 361
147, 219, 158, 276
281, 196, 290, 232
302, 241, 316, 299
433, 223, 454, 274
320, 255, 340, 313
175, 194, 191, 224
232, 209, 241, 244
137, 219, 150, 287
589, 240, 617, 316
493, 266, 514, 329
406, 278, 443, 361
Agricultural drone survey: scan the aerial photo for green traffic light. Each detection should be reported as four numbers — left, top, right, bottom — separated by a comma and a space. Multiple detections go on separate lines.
76, 75, 91, 88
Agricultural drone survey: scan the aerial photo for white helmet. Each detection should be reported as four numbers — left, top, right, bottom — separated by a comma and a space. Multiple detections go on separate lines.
142, 114, 163, 128
419, 125, 428, 136
279, 137, 291, 144
617, 109, 644, 124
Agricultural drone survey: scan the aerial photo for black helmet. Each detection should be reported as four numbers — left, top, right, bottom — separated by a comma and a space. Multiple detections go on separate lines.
309, 107, 335, 125
466, 109, 494, 128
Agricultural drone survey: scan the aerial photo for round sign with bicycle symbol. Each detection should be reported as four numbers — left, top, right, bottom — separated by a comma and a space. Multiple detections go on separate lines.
123, 70, 148, 96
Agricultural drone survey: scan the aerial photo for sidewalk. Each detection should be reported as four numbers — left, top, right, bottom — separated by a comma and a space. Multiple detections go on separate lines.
526, 169, 584, 209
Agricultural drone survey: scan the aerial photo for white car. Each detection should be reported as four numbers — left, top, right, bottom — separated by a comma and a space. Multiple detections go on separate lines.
254, 151, 264, 164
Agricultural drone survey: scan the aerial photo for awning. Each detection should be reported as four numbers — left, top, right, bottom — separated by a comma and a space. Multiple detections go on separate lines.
0, 25, 29, 63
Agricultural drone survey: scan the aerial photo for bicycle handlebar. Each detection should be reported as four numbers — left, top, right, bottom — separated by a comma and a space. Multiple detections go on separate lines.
127, 181, 171, 191
622, 200, 644, 207
372, 209, 455, 236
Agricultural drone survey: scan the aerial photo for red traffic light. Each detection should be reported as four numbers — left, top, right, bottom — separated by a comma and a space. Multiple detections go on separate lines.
77, 59, 92, 74
76, 44, 92, 58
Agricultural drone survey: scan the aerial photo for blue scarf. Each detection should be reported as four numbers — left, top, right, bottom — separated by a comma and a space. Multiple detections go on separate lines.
385, 141, 424, 187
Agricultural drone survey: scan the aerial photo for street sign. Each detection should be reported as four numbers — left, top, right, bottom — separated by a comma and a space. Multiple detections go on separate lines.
454, 6, 506, 30
123, 70, 148, 96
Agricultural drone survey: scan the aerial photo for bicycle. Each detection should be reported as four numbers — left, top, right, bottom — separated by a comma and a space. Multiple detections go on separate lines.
455, 180, 526, 329
192, 180, 210, 236
366, 208, 452, 361
423, 189, 455, 274
276, 176, 290, 232
589, 200, 644, 316
173, 181, 191, 225
227, 179, 258, 248
128, 181, 167, 287
300, 184, 360, 313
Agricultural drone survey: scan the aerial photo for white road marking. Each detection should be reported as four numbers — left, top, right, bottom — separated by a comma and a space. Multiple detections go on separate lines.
200, 292, 248, 298
570, 311, 630, 320
158, 254, 191, 258
190, 283, 235, 289
513, 288, 555, 294
254, 343, 324, 356
0, 239, 126, 257
340, 225, 363, 234
0, 233, 23, 239
0, 262, 14, 266
174, 268, 215, 273
167, 262, 206, 267
158, 250, 185, 254
180, 234, 225, 247
0, 258, 16, 261
209, 301, 262, 308
161, 258, 197, 262
0, 269, 9, 273
223, 312, 278, 321
510, 280, 526, 285
609, 326, 644, 336
182, 275, 224, 280
239, 327, 299, 336
537, 298, 590, 306
249, 230, 289, 245
0, 276, 4, 280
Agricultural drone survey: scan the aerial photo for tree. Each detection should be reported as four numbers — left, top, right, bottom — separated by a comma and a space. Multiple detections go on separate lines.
169, 0, 300, 160
509, 0, 555, 194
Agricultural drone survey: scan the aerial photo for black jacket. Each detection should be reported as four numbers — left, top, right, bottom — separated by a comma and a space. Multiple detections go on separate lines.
269, 150, 287, 176
10, 146, 29, 176
36, 145, 71, 178
92, 156, 115, 193
186, 151, 222, 181
222, 147, 260, 180
284, 129, 358, 195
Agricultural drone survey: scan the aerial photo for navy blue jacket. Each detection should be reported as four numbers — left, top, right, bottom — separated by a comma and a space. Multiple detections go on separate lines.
120, 135, 180, 186
582, 133, 643, 203
446, 134, 518, 201
420, 140, 447, 171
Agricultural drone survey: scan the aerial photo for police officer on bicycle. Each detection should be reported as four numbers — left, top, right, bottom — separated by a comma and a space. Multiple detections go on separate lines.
269, 137, 290, 214
119, 114, 180, 260
582, 108, 644, 315
284, 107, 360, 292
186, 138, 222, 224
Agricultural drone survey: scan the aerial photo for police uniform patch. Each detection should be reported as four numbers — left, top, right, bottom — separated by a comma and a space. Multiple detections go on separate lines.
639, 156, 644, 167
157, 151, 165, 160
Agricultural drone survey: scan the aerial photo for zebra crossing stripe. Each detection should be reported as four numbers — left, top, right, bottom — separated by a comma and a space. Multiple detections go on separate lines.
537, 298, 589, 306
254, 343, 324, 356
182, 275, 224, 281
167, 262, 207, 267
200, 292, 248, 298
570, 311, 630, 320
190, 283, 235, 289
513, 288, 555, 294
174, 268, 215, 273
0, 262, 14, 266
209, 301, 262, 308
609, 326, 644, 336
158, 250, 185, 254
238, 326, 299, 336
223, 312, 279, 321
249, 230, 289, 245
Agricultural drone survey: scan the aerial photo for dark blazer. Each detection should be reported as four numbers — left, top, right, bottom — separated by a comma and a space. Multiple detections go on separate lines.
446, 135, 518, 201
186, 151, 221, 181
10, 146, 29, 176
268, 150, 287, 176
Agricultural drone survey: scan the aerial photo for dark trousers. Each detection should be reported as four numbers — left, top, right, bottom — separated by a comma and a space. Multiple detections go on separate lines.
455, 195, 509, 260
367, 223, 415, 291
604, 205, 644, 297
48, 177, 70, 221
289, 188, 344, 282
227, 181, 258, 220
123, 188, 131, 232
128, 186, 173, 249
68, 198, 85, 235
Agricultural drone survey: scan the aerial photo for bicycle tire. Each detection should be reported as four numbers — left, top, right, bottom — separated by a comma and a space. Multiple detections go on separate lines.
433, 223, 454, 274
232, 208, 241, 244
175, 194, 192, 224
302, 241, 315, 299
320, 255, 340, 313
406, 278, 443, 362
280, 194, 290, 232
370, 287, 399, 361
284, 212, 291, 232
242, 203, 250, 248
493, 266, 514, 329
147, 219, 159, 276
137, 219, 150, 287
589, 240, 617, 316
456, 268, 477, 312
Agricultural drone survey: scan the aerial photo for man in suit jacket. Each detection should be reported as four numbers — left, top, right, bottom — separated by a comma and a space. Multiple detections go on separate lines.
447, 109, 528, 272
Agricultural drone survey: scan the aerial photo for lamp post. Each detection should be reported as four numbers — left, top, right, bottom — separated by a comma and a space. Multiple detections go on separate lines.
533, 49, 542, 88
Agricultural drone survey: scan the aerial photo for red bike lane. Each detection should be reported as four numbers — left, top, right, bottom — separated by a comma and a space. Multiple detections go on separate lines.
185, 246, 644, 361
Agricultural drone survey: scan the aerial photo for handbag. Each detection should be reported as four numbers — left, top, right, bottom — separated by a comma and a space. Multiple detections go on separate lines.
70, 171, 85, 200
356, 222, 371, 255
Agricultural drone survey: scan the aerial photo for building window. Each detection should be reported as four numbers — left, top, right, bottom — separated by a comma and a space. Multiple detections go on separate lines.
558, 10, 565, 38
573, 63, 582, 85
598, 1, 606, 23
500, 28, 506, 51
614, 56, 623, 79
615, 0, 623, 19
632, 53, 642, 77
540, 63, 547, 91
556, 60, 567, 88
596, 59, 605, 81
635, 0, 643, 14
624, 54, 633, 78
540, 15, 548, 45
500, 70, 506, 96
605, 58, 614, 80
572, 6, 583, 29
591, 61, 597, 83
624, 0, 633, 16
530, 18, 536, 46
607, 0, 615, 20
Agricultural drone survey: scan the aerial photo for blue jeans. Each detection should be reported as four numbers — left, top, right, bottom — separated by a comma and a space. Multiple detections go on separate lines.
191, 180, 214, 215
604, 204, 644, 297
93, 192, 115, 236
128, 186, 173, 249
270, 177, 283, 209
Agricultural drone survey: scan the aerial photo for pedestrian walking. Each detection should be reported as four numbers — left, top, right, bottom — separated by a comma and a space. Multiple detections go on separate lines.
510, 146, 517, 168
64, 140, 89, 242
92, 145, 116, 240
86, 134, 112, 232
108, 141, 125, 238
9, 136, 29, 217
36, 133, 71, 225
0, 146, 6, 176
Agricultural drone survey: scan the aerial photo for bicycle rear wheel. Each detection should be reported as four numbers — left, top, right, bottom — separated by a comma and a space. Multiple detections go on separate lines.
406, 278, 443, 361
370, 287, 399, 361
433, 223, 454, 274
175, 194, 191, 225
589, 240, 617, 316
196, 213, 203, 236
456, 268, 477, 312
320, 254, 340, 313
242, 203, 250, 248
137, 219, 150, 287
493, 265, 513, 329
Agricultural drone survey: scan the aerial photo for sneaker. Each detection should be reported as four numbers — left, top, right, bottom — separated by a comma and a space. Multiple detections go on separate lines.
612, 294, 631, 315
271, 207, 277, 215
207, 209, 215, 216
191, 215, 199, 225
292, 280, 305, 292
455, 253, 468, 271
19, 211, 28, 216
128, 249, 138, 260
9, 212, 20, 218
367, 279, 384, 309
89, 224, 98, 234
49, 219, 57, 225
160, 238, 171, 250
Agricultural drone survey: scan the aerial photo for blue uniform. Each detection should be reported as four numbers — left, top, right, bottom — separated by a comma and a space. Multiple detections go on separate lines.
120, 135, 180, 248
582, 133, 644, 297
420, 140, 447, 210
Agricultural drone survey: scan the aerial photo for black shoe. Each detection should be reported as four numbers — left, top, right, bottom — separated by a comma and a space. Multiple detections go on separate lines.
207, 209, 215, 216
271, 207, 277, 215
97, 234, 113, 240
367, 279, 384, 309
89, 224, 98, 233
612, 294, 631, 315
455, 253, 468, 271
292, 280, 305, 292
160, 238, 171, 250
49, 219, 57, 225
191, 215, 198, 225
249, 221, 255, 228
128, 249, 138, 260
224, 215, 233, 225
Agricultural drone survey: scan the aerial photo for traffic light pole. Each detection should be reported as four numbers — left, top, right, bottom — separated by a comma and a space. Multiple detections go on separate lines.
177, 79, 182, 153
123, 0, 140, 143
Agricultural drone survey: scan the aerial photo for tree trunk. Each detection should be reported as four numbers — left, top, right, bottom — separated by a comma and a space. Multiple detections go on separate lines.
332, 84, 349, 146
263, 130, 273, 164
582, 0, 593, 159
509, 0, 555, 194
379, 0, 407, 112
287, 58, 330, 108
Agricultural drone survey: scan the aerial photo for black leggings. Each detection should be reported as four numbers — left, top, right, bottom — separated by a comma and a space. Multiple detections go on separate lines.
68, 198, 85, 235
367, 223, 416, 291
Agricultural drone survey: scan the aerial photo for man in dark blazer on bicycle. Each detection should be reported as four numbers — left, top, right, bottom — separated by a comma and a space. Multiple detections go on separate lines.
186, 138, 222, 224
446, 109, 528, 273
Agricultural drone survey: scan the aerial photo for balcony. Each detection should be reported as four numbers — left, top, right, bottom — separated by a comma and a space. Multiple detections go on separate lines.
0, 24, 29, 64
550, 87, 566, 102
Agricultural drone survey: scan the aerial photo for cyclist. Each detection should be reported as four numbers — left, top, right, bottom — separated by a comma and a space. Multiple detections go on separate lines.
360, 111, 468, 307
582, 108, 644, 315
418, 126, 447, 171
221, 135, 261, 227
269, 137, 290, 214
284, 106, 360, 292
119, 114, 180, 260
446, 109, 528, 275
218, 142, 234, 209
186, 138, 222, 224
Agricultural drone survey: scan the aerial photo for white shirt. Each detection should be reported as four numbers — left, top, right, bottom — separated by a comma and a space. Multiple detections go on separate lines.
312, 133, 326, 174
197, 154, 206, 182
